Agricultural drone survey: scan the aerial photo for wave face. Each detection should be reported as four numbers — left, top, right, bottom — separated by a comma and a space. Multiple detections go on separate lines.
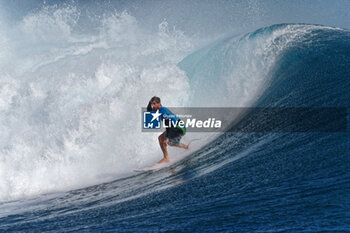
1, 2, 350, 232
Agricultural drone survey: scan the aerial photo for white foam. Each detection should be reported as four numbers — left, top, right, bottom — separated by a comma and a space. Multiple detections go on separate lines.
0, 7, 194, 201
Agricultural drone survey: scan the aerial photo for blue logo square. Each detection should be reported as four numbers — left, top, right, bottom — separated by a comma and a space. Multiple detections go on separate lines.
143, 111, 161, 129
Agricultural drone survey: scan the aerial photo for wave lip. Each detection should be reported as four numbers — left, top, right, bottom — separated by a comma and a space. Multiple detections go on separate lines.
178, 23, 346, 107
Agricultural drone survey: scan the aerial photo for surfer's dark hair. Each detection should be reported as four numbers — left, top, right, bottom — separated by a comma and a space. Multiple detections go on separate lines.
151, 96, 161, 103
147, 96, 161, 111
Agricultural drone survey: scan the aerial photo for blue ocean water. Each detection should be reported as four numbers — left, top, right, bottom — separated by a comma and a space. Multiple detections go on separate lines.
0, 2, 350, 232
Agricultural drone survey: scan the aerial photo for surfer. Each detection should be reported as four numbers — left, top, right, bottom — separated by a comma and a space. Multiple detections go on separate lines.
147, 96, 188, 163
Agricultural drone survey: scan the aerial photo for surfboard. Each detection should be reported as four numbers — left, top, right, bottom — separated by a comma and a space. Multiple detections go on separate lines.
134, 138, 201, 172
134, 162, 168, 172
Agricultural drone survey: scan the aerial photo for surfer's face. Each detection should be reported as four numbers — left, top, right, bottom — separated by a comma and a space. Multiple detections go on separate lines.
152, 101, 161, 110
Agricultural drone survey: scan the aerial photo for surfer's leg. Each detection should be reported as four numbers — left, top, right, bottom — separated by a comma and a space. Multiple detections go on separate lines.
168, 142, 189, 150
158, 132, 170, 163
179, 143, 189, 149
166, 131, 188, 150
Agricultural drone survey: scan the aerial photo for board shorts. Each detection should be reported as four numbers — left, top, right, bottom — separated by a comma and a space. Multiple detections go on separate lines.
165, 125, 186, 145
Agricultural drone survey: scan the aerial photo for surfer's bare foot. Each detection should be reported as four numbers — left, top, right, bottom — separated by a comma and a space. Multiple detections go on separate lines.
184, 144, 189, 150
158, 158, 170, 163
